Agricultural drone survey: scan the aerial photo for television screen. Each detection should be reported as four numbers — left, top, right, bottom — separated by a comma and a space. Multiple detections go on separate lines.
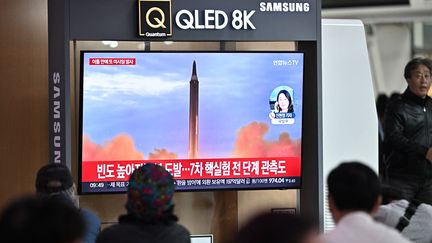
191, 235, 213, 243
79, 51, 304, 193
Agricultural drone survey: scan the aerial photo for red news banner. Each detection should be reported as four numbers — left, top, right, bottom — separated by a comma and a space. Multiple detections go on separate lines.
89, 58, 136, 65
82, 157, 301, 182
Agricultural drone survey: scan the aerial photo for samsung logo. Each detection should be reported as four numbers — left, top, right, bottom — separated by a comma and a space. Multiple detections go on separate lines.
52, 72, 61, 163
259, 2, 310, 12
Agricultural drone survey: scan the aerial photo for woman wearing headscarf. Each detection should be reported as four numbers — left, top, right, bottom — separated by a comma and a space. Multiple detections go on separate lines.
96, 163, 190, 243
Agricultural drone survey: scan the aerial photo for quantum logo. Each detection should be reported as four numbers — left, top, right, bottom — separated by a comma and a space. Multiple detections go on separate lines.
139, 0, 172, 37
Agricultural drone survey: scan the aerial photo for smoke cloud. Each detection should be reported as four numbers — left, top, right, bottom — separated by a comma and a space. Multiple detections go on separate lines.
82, 134, 179, 161
83, 121, 299, 162
82, 134, 144, 161
149, 148, 178, 160
233, 122, 301, 157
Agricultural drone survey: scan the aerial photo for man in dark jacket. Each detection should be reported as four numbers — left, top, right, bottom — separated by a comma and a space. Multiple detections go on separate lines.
384, 57, 432, 205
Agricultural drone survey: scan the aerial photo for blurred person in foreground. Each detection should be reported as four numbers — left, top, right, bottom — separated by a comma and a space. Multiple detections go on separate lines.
96, 163, 190, 243
233, 212, 319, 243
384, 58, 432, 204
0, 195, 85, 243
321, 162, 412, 243
36, 163, 101, 243
374, 185, 432, 243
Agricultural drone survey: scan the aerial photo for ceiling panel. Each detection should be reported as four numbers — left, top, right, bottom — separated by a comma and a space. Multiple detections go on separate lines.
323, 0, 409, 8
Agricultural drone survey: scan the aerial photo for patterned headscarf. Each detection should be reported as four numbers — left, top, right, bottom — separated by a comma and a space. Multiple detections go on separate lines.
126, 163, 175, 219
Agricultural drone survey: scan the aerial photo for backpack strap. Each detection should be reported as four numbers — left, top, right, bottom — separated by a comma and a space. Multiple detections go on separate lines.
395, 199, 421, 232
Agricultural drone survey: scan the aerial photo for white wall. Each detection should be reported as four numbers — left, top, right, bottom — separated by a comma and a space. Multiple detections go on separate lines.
368, 24, 411, 95
321, 19, 378, 231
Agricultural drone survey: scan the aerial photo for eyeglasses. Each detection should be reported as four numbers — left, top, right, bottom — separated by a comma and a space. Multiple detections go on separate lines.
413, 72, 432, 80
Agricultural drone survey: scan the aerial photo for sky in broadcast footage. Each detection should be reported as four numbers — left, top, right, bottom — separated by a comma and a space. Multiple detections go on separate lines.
82, 52, 304, 159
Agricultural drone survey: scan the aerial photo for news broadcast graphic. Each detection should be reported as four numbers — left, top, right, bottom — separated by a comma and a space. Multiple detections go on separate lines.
80, 52, 304, 193
268, 86, 296, 125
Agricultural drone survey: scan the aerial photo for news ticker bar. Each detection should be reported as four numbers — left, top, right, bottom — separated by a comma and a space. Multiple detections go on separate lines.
81, 176, 301, 193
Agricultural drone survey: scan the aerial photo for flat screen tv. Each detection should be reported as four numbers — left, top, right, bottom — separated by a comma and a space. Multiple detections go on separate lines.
79, 51, 304, 194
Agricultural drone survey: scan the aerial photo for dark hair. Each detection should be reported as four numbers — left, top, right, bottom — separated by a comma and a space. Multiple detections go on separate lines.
389, 92, 401, 101
376, 94, 388, 121
0, 195, 85, 243
35, 163, 74, 194
276, 90, 294, 113
404, 57, 432, 80
234, 212, 316, 243
327, 162, 381, 213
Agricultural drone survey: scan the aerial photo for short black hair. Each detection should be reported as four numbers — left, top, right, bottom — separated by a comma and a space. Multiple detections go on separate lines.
234, 212, 316, 243
376, 94, 388, 120
327, 162, 381, 213
0, 195, 85, 243
389, 92, 401, 101
404, 57, 432, 80
35, 163, 74, 194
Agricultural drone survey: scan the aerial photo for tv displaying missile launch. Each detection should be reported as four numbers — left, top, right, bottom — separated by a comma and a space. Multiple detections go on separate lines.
79, 51, 304, 193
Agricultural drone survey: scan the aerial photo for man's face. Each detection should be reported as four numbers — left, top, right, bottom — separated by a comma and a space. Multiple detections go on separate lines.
407, 64, 432, 98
